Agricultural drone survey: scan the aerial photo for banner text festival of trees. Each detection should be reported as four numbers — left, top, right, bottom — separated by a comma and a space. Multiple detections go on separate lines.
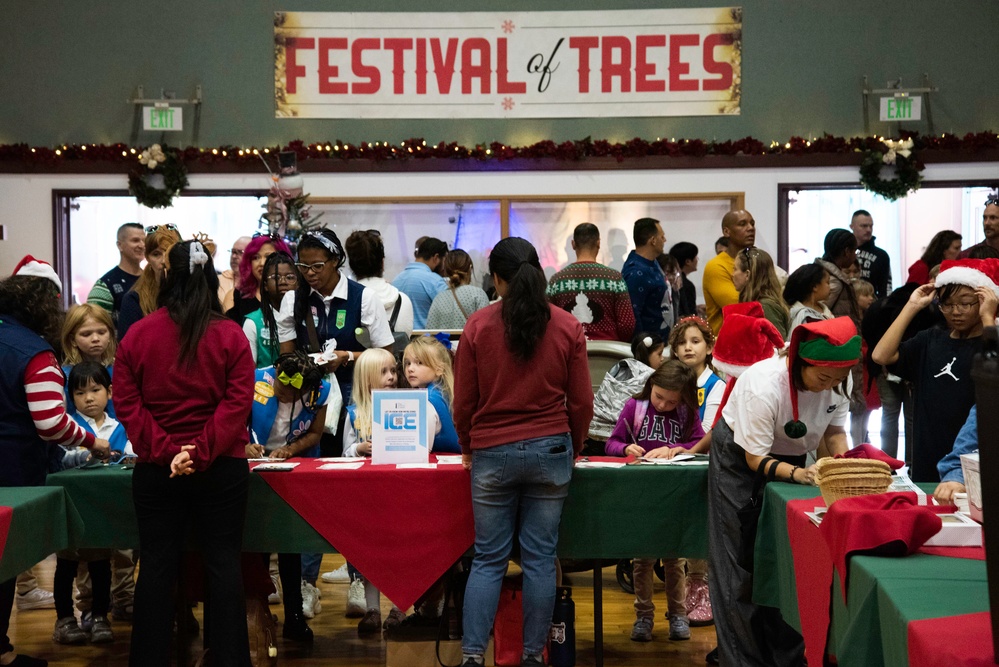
275, 8, 742, 119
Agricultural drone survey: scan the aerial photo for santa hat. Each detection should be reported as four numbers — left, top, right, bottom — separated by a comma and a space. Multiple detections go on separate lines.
720, 301, 765, 320
712, 303, 785, 378
934, 258, 999, 300
11, 255, 62, 293
783, 316, 861, 438
709, 304, 785, 429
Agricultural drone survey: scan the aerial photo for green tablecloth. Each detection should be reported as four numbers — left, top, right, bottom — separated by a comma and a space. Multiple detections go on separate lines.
46, 467, 330, 553
0, 486, 83, 582
753, 482, 989, 667
557, 463, 709, 559
831, 554, 988, 667
50, 462, 710, 560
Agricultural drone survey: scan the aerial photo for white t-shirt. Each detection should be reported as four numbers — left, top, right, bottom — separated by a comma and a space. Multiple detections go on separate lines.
720, 355, 849, 457
697, 367, 726, 431
275, 273, 395, 348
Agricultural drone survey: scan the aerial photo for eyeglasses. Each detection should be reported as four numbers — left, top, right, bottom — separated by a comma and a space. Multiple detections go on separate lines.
938, 301, 979, 314
230, 248, 245, 257
145, 223, 178, 234
366, 229, 381, 237
266, 274, 299, 285
295, 261, 328, 274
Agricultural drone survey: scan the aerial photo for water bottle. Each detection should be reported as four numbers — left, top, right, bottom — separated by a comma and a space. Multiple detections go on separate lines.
549, 586, 575, 667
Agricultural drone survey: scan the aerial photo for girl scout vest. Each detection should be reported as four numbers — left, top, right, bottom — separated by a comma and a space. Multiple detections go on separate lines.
294, 280, 365, 397
251, 367, 332, 456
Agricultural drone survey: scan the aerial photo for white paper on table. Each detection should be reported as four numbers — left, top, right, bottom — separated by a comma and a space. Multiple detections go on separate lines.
317, 462, 365, 470
396, 463, 438, 470
436, 456, 465, 465
639, 454, 698, 465
668, 459, 710, 466
251, 462, 300, 472
575, 461, 626, 469
248, 458, 272, 462
317, 457, 367, 463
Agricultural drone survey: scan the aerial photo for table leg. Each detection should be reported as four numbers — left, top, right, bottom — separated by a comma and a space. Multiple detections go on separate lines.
593, 560, 603, 667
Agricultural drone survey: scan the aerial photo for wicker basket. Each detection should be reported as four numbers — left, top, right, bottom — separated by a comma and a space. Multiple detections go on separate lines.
814, 458, 893, 506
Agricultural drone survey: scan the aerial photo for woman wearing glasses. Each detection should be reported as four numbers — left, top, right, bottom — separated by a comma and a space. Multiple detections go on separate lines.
117, 224, 182, 341
222, 235, 292, 324
242, 252, 300, 369
276, 229, 395, 456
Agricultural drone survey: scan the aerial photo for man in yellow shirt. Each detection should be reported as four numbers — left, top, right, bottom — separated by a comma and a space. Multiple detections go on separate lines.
703, 210, 757, 334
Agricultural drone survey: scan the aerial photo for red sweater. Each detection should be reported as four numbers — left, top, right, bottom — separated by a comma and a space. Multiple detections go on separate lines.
454, 303, 593, 454
114, 308, 254, 470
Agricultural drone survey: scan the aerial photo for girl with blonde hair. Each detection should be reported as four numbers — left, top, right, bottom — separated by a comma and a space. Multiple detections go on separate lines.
403, 335, 458, 452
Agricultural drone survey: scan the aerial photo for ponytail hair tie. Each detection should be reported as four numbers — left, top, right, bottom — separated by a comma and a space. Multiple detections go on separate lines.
642, 336, 653, 348
189, 241, 209, 274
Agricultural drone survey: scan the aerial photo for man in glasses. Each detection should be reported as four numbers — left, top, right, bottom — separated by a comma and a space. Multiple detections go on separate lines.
851, 209, 892, 299
87, 222, 145, 326
959, 197, 999, 258
703, 210, 756, 335
391, 236, 449, 329
217, 235, 252, 302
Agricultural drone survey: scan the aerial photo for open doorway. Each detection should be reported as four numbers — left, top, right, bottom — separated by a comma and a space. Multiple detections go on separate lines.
778, 181, 998, 461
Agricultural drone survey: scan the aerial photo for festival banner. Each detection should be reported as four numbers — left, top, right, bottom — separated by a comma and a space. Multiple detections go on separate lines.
274, 8, 742, 119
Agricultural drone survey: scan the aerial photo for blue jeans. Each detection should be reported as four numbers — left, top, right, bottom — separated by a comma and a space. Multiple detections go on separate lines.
461, 434, 573, 657
301, 553, 322, 584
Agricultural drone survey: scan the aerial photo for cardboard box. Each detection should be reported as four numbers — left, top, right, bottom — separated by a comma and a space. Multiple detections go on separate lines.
961, 452, 982, 524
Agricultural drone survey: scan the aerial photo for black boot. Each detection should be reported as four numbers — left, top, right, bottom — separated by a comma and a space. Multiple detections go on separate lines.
282, 611, 314, 642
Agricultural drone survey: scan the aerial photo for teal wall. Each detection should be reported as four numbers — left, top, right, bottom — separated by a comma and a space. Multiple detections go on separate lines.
2, 1, 995, 147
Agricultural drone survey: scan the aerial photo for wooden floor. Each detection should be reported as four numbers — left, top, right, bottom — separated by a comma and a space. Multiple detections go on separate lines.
11, 555, 715, 666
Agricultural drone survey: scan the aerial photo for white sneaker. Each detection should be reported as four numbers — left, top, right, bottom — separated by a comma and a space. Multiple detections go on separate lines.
321, 563, 350, 584
268, 573, 282, 605
16, 588, 55, 611
301, 581, 321, 619
345, 579, 365, 618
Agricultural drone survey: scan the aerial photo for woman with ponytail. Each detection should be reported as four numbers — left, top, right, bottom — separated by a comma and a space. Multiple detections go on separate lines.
114, 240, 255, 667
426, 249, 489, 329
453, 237, 593, 667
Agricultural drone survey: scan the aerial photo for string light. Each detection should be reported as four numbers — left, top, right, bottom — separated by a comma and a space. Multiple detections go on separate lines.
55, 149, 61, 156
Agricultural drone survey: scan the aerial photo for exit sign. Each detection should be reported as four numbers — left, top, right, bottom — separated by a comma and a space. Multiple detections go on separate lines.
143, 105, 183, 131
879, 96, 922, 122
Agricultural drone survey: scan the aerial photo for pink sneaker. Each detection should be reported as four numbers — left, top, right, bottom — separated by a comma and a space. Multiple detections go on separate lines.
686, 579, 713, 626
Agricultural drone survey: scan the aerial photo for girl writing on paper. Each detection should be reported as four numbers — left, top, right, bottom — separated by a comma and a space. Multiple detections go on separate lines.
402, 336, 459, 453
667, 316, 725, 628
586, 332, 665, 455
605, 360, 705, 644
709, 317, 858, 666
245, 350, 331, 642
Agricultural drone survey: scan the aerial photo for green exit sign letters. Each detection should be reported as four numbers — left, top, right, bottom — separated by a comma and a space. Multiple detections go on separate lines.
879, 96, 922, 122
143, 105, 183, 131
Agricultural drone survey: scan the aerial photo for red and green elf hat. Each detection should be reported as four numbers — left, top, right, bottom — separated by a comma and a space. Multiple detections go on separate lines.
784, 316, 861, 438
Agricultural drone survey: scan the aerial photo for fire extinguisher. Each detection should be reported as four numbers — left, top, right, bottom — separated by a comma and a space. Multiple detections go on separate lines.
549, 586, 575, 667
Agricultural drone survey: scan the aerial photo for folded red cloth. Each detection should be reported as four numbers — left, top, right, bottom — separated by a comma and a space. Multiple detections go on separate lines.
835, 443, 904, 470
819, 492, 942, 598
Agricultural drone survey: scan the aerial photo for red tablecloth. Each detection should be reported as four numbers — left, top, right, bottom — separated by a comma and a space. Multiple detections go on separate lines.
255, 457, 474, 610
0, 507, 12, 563
785, 498, 985, 667
908, 611, 994, 667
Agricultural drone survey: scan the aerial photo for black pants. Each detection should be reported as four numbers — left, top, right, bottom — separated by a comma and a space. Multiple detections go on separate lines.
130, 456, 251, 667
55, 557, 111, 619
0, 577, 14, 654
277, 553, 303, 622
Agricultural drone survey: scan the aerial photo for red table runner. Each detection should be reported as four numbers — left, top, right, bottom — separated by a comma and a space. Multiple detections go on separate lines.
0, 507, 12, 564
908, 611, 994, 667
785, 498, 985, 667
255, 457, 474, 610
